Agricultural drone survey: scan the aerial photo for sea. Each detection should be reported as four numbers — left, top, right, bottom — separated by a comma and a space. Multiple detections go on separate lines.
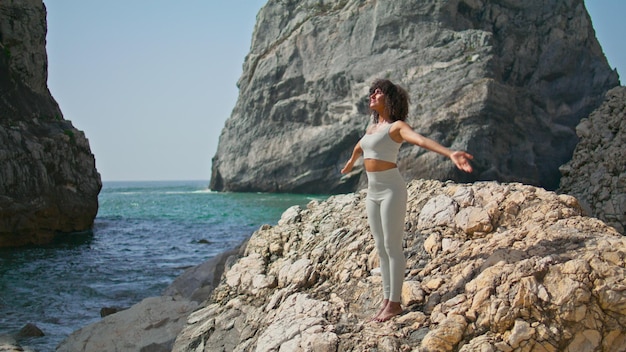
0, 180, 323, 351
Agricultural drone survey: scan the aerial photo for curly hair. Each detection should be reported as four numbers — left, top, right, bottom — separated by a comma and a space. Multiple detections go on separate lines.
369, 79, 410, 124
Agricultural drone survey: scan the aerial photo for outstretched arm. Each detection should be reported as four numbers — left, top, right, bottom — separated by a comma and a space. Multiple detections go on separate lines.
396, 121, 474, 173
341, 141, 363, 174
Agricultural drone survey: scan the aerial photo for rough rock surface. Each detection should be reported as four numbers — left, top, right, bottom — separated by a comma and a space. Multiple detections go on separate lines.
0, 0, 101, 247
559, 87, 626, 234
209, 0, 618, 194
56, 297, 198, 352
171, 180, 626, 351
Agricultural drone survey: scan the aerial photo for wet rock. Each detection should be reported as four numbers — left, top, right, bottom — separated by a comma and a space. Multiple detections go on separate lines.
16, 323, 43, 339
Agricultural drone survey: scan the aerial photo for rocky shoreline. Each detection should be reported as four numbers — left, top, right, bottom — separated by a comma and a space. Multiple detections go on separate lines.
55, 179, 626, 351
46, 84, 626, 350
2, 0, 624, 350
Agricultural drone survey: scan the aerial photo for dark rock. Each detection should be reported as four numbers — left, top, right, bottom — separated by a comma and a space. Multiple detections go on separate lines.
559, 86, 626, 234
16, 323, 44, 338
0, 0, 101, 247
100, 306, 127, 318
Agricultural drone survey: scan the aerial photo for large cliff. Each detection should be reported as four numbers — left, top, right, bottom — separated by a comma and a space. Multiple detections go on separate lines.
558, 86, 626, 234
209, 0, 618, 194
0, 0, 101, 247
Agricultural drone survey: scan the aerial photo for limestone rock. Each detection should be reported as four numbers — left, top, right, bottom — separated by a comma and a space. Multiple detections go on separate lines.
209, 0, 618, 193
172, 180, 626, 351
0, 0, 101, 247
559, 86, 626, 234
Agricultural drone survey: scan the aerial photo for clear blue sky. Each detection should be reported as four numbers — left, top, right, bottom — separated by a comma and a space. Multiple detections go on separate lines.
45, 1, 266, 182
45, 1, 625, 182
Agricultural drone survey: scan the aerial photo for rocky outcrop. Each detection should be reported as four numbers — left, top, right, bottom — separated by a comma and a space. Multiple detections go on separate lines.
559, 86, 626, 234
172, 180, 626, 351
209, 0, 618, 194
0, 0, 101, 247
56, 180, 626, 351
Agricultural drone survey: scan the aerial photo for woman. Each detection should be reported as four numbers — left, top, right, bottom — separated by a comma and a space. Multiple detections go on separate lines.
341, 79, 473, 322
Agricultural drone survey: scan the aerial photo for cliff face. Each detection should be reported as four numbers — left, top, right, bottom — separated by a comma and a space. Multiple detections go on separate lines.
559, 87, 626, 234
209, 0, 618, 194
0, 0, 101, 247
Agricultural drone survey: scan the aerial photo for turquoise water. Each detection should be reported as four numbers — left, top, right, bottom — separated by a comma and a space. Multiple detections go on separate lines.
0, 181, 320, 351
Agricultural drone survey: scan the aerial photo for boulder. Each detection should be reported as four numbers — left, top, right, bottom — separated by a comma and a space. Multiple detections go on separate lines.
56, 296, 197, 352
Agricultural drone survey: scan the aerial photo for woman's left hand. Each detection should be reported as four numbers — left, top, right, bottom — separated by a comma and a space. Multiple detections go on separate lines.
450, 151, 474, 173
340, 161, 354, 174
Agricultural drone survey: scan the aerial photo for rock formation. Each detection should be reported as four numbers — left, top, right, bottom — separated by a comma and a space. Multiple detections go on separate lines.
209, 0, 618, 194
55, 180, 626, 351
0, 0, 101, 247
56, 296, 198, 352
559, 86, 626, 234
170, 180, 626, 351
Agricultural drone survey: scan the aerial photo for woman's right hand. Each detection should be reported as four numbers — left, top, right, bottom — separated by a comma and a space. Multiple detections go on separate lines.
450, 151, 474, 173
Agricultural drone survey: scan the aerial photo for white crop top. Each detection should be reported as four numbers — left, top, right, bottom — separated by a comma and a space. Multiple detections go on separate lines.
360, 123, 401, 163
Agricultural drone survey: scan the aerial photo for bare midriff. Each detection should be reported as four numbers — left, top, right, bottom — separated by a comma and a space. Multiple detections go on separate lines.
364, 159, 397, 172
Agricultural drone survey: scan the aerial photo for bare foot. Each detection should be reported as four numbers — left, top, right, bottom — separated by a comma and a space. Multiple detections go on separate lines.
374, 301, 402, 322
369, 299, 389, 322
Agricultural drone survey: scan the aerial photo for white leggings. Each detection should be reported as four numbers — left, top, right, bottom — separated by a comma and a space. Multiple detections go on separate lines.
366, 168, 407, 302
